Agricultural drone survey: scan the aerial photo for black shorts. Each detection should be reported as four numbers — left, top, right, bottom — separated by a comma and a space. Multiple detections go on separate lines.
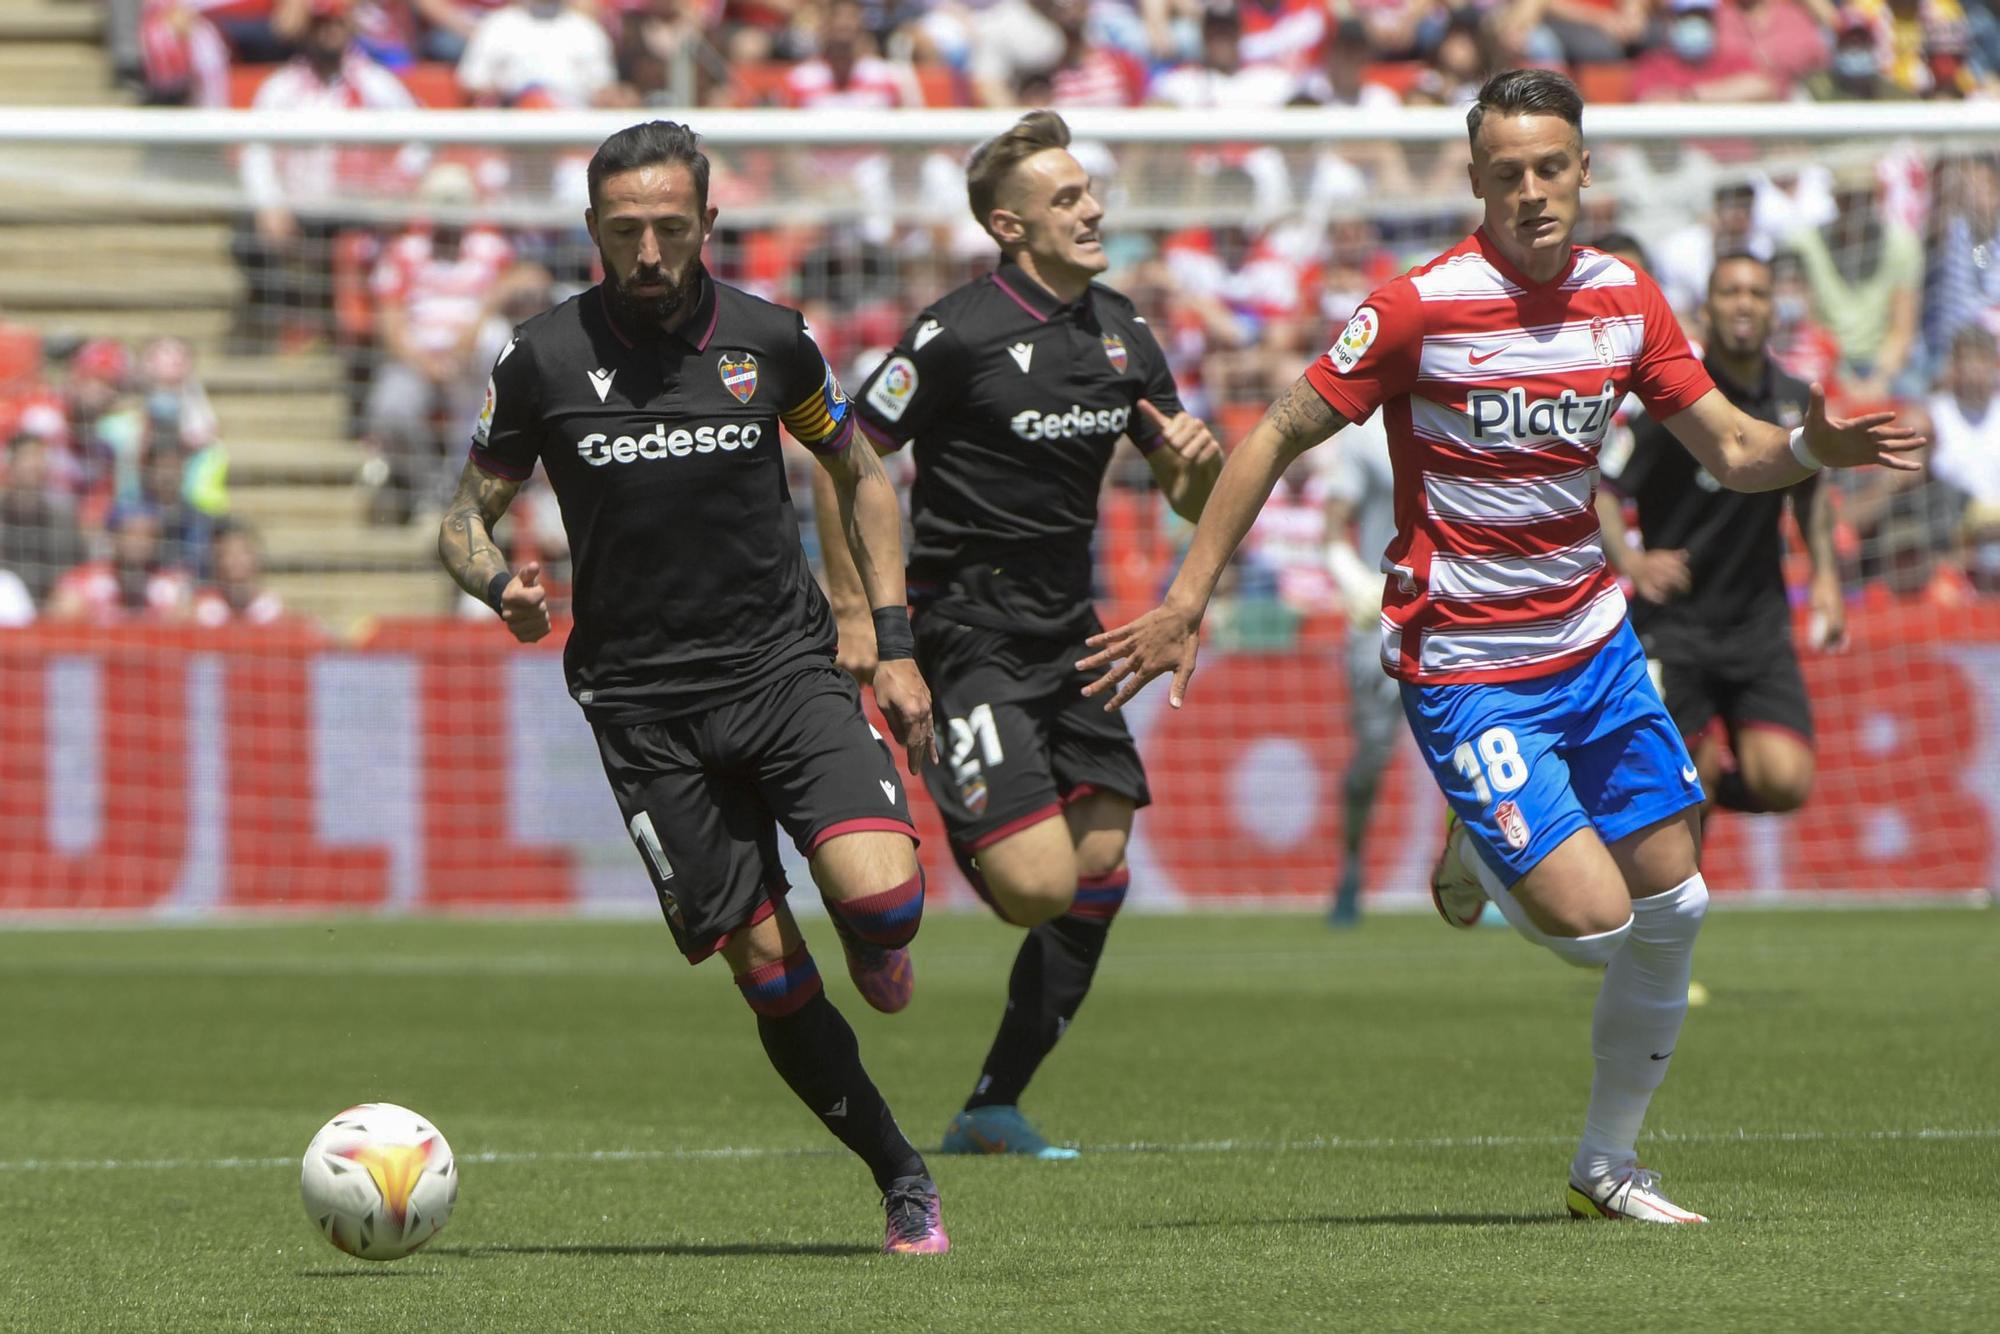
1653, 631, 1815, 750
916, 611, 1150, 854
591, 665, 917, 964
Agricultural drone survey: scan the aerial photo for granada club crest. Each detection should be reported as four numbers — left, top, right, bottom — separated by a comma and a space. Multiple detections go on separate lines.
718, 351, 759, 403
1590, 316, 1614, 366
1101, 334, 1128, 374
1496, 799, 1531, 851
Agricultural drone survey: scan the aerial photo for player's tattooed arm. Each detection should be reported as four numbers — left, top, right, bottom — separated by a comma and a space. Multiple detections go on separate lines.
1080, 376, 1349, 711
439, 460, 520, 599
1263, 374, 1343, 450
439, 461, 550, 643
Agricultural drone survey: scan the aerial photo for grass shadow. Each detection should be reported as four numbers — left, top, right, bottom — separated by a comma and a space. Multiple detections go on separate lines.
298, 1268, 421, 1278
429, 1240, 877, 1259
1145, 1212, 1567, 1230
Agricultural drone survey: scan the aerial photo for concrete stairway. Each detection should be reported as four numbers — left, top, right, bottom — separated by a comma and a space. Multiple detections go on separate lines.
0, 0, 460, 633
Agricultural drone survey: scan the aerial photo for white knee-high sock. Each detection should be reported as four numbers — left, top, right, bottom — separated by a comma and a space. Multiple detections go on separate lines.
1573, 873, 1709, 1183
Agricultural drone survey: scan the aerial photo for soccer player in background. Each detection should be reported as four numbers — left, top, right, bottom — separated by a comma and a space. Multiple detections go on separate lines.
1319, 411, 1402, 926
1080, 70, 1920, 1222
1598, 252, 1841, 819
814, 111, 1223, 1159
437, 122, 950, 1255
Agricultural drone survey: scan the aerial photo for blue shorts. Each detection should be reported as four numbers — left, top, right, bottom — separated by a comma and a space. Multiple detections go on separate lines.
1400, 623, 1703, 885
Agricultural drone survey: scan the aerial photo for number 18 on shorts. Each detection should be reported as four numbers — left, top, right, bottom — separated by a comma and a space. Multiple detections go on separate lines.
1399, 625, 1705, 885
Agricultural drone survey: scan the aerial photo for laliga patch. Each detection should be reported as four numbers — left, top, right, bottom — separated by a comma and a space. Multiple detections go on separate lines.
474, 376, 496, 446
1101, 333, 1128, 374
867, 355, 918, 422
958, 773, 989, 816
718, 351, 759, 404
1496, 799, 1530, 851
1329, 305, 1379, 375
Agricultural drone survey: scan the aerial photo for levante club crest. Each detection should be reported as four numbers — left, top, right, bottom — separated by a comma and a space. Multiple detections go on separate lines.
718, 351, 759, 403
1102, 334, 1127, 373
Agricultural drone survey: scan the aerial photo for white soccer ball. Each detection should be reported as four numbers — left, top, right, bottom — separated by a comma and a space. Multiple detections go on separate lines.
299, 1103, 458, 1261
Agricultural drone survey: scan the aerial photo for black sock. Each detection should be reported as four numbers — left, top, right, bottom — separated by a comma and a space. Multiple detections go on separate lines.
964, 871, 1127, 1111
737, 948, 926, 1190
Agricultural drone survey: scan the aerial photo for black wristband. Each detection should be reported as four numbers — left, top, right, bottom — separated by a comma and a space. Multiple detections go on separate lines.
484, 570, 513, 614
871, 605, 914, 661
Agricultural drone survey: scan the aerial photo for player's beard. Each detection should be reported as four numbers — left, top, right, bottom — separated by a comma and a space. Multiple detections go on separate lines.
604, 259, 703, 337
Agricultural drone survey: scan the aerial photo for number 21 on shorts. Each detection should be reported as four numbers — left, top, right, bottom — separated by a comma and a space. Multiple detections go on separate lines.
1452, 727, 1527, 806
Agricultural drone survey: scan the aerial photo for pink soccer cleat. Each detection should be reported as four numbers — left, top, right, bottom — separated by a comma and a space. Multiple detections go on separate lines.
882, 1174, 949, 1255
837, 931, 915, 1015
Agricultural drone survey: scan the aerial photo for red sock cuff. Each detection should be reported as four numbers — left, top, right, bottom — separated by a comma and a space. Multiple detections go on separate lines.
734, 945, 824, 1018
1069, 869, 1131, 921
827, 870, 925, 949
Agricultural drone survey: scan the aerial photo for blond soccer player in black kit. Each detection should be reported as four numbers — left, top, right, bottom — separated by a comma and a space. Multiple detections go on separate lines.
815, 112, 1223, 1158
438, 122, 949, 1255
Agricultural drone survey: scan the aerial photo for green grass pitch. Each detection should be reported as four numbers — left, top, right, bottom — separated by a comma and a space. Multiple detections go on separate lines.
1, 908, 1995, 1331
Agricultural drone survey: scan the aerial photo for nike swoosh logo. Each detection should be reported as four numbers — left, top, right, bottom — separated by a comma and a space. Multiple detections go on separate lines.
1467, 346, 1507, 366
1682, 765, 1700, 784
1650, 1050, 1674, 1061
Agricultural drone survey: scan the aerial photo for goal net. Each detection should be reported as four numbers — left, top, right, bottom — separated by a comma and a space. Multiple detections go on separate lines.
0, 104, 1995, 915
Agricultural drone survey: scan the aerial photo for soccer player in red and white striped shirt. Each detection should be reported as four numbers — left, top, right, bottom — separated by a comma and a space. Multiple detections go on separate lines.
1082, 69, 1922, 1224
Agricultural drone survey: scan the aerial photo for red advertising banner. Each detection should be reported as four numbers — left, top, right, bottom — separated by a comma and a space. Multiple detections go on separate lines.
1, 606, 1992, 914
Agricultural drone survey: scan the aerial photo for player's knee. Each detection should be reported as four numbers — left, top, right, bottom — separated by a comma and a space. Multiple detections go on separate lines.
1750, 770, 1813, 813
1541, 916, 1633, 969
987, 871, 1075, 927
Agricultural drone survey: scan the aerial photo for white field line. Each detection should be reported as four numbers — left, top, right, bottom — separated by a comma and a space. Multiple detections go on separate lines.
2, 1125, 1993, 1175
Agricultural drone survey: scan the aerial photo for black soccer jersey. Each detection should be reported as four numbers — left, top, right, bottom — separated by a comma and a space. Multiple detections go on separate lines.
1604, 353, 1817, 656
469, 268, 855, 721
852, 260, 1184, 639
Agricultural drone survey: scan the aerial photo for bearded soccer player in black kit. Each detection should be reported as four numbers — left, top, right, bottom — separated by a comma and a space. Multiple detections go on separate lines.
814, 111, 1223, 1158
437, 122, 950, 1255
1597, 252, 1842, 818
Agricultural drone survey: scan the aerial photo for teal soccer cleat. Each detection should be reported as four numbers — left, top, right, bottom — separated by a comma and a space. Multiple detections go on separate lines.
940, 1106, 1080, 1161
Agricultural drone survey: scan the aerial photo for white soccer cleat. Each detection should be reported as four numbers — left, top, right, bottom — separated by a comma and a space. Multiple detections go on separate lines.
1429, 812, 1490, 929
1566, 1167, 1709, 1224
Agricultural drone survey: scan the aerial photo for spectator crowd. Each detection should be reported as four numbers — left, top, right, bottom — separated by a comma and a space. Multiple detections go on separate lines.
0, 330, 286, 628
15, 0, 1993, 636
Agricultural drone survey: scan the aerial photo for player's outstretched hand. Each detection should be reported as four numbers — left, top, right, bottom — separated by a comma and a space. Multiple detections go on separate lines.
1136, 400, 1223, 466
501, 562, 551, 643
1078, 601, 1200, 712
872, 658, 938, 775
1803, 383, 1926, 472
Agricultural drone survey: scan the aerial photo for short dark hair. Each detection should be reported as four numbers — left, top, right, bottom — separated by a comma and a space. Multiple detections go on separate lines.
1466, 68, 1584, 151
1708, 249, 1773, 293
587, 120, 710, 213
1591, 230, 1650, 270
966, 109, 1071, 239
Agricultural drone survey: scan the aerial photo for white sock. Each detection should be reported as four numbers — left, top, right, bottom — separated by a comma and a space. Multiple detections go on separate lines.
1572, 872, 1709, 1184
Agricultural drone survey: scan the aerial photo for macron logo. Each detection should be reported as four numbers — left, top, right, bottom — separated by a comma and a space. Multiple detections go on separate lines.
879, 780, 897, 804
588, 367, 616, 403
1008, 342, 1034, 373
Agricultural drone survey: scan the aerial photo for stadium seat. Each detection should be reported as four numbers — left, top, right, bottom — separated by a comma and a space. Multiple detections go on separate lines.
1576, 64, 1635, 105
398, 63, 467, 109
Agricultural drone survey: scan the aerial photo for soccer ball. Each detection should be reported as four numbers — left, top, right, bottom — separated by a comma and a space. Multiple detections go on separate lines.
299, 1103, 458, 1261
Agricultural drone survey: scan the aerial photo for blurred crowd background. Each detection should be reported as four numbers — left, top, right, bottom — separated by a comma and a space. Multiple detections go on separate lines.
0, 0, 1996, 637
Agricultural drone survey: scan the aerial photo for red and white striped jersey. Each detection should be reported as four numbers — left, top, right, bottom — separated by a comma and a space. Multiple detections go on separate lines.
1305, 229, 1714, 686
